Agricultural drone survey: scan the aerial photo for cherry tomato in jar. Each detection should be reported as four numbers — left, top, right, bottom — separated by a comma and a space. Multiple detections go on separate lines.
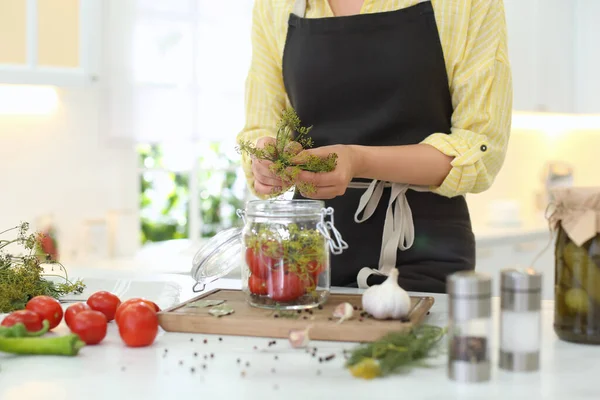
70, 310, 107, 345
115, 298, 160, 325
1, 310, 43, 332
248, 274, 268, 295
246, 248, 270, 279
25, 295, 63, 330
268, 271, 305, 302
118, 303, 159, 348
64, 302, 91, 329
87, 291, 121, 322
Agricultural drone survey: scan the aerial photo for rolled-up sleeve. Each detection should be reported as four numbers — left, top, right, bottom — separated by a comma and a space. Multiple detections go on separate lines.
421, 0, 513, 198
236, 0, 287, 198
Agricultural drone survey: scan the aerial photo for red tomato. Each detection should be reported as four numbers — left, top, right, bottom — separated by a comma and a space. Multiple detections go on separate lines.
70, 310, 107, 345
25, 295, 63, 330
301, 274, 317, 294
306, 259, 326, 277
87, 291, 121, 322
115, 298, 160, 325
267, 272, 305, 302
118, 303, 159, 348
248, 275, 268, 295
245, 248, 269, 279
1, 310, 43, 332
259, 241, 283, 270
64, 302, 91, 329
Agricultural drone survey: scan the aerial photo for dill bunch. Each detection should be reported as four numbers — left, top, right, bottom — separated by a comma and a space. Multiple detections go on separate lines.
0, 222, 85, 313
237, 108, 338, 196
346, 325, 447, 379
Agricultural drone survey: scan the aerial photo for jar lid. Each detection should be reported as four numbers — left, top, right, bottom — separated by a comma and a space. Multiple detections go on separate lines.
190, 227, 243, 292
500, 268, 542, 292
447, 271, 492, 298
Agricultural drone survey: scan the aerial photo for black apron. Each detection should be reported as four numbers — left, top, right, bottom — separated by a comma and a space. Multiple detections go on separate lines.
282, 0, 476, 293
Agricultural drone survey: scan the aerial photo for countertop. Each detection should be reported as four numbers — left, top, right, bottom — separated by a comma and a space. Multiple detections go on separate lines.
1, 272, 599, 400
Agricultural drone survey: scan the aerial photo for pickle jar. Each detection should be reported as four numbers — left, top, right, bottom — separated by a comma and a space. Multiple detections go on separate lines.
550, 187, 600, 344
190, 199, 347, 310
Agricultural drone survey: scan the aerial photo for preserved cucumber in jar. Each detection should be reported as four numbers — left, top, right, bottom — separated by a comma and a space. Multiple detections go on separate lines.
551, 187, 600, 344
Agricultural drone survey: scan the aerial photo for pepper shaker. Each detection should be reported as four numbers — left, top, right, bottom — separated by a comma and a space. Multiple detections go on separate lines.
499, 268, 542, 372
447, 271, 492, 383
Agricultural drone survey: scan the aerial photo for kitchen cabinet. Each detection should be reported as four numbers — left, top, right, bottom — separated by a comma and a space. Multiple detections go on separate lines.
503, 0, 575, 113
475, 234, 555, 300
573, 0, 600, 114
0, 0, 101, 86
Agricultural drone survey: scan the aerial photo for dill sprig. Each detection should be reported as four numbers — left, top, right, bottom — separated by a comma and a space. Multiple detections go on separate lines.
0, 222, 85, 313
237, 108, 338, 196
345, 325, 447, 379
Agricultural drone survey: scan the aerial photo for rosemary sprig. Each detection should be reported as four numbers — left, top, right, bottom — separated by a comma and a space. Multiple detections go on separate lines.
346, 325, 447, 379
237, 107, 338, 196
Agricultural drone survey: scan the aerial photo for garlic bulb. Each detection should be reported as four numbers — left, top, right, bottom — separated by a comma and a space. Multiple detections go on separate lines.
361, 269, 411, 320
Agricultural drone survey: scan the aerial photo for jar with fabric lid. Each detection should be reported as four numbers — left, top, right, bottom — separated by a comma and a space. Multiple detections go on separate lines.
550, 187, 600, 344
190, 199, 347, 310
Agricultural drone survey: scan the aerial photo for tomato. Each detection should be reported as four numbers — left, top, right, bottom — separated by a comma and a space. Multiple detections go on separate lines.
259, 240, 283, 270
118, 303, 159, 348
248, 274, 268, 295
301, 274, 317, 294
267, 271, 305, 302
70, 310, 107, 345
64, 302, 91, 329
115, 298, 160, 325
306, 259, 326, 277
25, 295, 63, 330
245, 248, 269, 279
87, 291, 121, 322
1, 310, 43, 332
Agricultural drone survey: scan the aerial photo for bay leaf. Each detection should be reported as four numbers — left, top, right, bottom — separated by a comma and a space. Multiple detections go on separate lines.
208, 304, 235, 317
186, 299, 225, 308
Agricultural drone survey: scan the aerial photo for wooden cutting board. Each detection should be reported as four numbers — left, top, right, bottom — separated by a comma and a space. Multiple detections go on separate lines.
158, 289, 435, 342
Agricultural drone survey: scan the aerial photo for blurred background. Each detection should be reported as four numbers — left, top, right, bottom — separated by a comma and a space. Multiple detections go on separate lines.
0, 0, 598, 297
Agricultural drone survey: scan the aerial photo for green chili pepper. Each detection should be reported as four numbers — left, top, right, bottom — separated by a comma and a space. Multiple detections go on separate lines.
0, 333, 85, 356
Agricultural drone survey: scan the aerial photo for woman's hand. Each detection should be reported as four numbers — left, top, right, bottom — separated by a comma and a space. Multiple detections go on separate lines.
290, 145, 360, 199
251, 137, 286, 195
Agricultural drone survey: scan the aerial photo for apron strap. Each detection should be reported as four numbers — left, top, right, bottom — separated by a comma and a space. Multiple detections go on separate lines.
350, 179, 429, 289
292, 0, 307, 17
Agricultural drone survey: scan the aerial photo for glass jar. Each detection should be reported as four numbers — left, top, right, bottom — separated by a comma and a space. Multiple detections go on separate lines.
550, 187, 600, 344
190, 199, 347, 311
554, 225, 600, 344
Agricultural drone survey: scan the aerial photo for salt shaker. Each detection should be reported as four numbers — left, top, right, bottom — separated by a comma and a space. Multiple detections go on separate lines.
499, 268, 542, 372
447, 271, 492, 383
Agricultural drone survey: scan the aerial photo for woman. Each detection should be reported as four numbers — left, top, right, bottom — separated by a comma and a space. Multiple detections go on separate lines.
237, 0, 513, 293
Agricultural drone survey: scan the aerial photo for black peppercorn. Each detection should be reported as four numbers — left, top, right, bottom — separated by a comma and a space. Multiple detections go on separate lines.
210, 353, 214, 358
317, 305, 323, 310
203, 339, 207, 344
219, 337, 223, 341
194, 352, 198, 357
274, 355, 278, 360
179, 361, 183, 365
190, 338, 194, 342
237, 358, 241, 364
190, 367, 195, 373
271, 368, 276, 373
246, 362, 250, 367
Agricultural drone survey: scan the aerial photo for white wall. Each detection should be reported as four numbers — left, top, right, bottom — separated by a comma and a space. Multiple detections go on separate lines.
0, 87, 139, 261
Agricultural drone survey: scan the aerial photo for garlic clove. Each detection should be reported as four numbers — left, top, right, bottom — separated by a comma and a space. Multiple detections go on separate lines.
361, 269, 411, 320
333, 302, 354, 324
288, 325, 312, 348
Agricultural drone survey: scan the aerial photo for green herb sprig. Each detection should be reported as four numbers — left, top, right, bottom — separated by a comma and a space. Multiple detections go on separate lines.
345, 325, 447, 379
0, 222, 85, 313
237, 108, 338, 196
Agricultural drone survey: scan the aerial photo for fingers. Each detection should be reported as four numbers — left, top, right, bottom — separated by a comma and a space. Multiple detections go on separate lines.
295, 170, 338, 187
299, 185, 344, 200
252, 159, 282, 186
254, 180, 283, 196
256, 136, 276, 149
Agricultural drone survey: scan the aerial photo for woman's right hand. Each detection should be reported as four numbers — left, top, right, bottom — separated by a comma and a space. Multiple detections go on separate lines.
251, 137, 285, 195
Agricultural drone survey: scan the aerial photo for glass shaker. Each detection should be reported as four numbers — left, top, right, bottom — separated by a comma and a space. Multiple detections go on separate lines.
447, 271, 492, 383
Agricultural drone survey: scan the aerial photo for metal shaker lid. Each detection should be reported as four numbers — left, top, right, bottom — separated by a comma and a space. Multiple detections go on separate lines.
501, 268, 542, 292
447, 271, 492, 298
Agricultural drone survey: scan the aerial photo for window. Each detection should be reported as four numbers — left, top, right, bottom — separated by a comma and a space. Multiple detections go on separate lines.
103, 0, 257, 244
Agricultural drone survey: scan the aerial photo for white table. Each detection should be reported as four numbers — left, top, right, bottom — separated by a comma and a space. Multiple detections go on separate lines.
1, 273, 598, 400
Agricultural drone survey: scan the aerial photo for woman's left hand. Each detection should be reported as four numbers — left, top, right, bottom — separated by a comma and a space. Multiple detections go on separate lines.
290, 144, 360, 199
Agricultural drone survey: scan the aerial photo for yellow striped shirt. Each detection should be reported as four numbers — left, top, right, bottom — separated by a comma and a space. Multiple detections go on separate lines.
237, 0, 513, 198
